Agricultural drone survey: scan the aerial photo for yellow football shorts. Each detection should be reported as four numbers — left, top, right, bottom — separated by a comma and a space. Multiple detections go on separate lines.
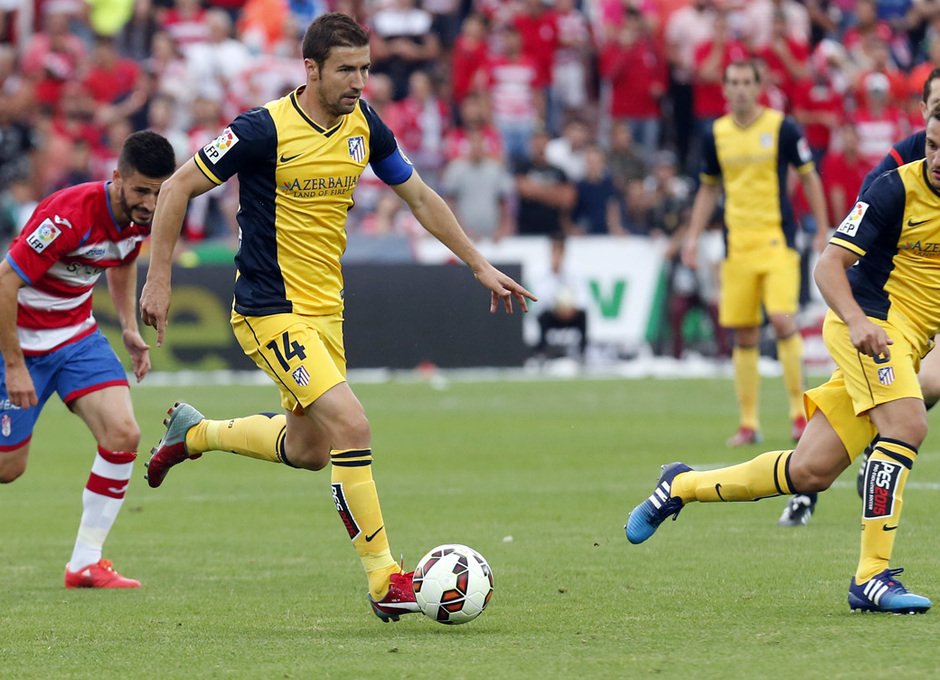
804, 312, 927, 459
719, 247, 800, 327
231, 310, 347, 413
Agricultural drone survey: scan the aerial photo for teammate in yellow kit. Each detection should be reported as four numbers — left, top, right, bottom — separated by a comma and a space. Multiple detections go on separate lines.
682, 59, 829, 452
625, 112, 940, 615
139, 13, 534, 622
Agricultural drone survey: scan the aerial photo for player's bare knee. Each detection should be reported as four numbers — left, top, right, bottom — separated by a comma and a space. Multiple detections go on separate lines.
797, 474, 832, 494
769, 317, 796, 339
0, 456, 27, 483
881, 419, 928, 451
100, 420, 141, 453
330, 413, 371, 450
298, 450, 330, 472
284, 440, 330, 471
788, 460, 838, 494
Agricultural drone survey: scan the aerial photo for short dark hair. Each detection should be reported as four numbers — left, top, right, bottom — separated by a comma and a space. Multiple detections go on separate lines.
302, 12, 370, 69
724, 59, 761, 84
118, 131, 176, 179
923, 68, 940, 103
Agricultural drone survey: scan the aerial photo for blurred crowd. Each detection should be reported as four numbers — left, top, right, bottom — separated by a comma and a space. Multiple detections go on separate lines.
0, 0, 939, 255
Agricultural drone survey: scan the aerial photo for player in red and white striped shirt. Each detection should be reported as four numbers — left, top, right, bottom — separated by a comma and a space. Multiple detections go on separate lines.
0, 131, 175, 588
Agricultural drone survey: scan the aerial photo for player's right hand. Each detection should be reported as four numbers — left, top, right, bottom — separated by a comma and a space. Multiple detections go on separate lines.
475, 264, 537, 314
139, 279, 171, 347
848, 317, 893, 360
4, 363, 38, 409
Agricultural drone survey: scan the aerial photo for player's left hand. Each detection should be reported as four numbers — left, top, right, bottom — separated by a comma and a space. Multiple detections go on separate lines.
122, 329, 151, 382
474, 264, 537, 314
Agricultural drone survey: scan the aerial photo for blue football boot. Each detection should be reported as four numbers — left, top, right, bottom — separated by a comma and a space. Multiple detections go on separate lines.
848, 568, 931, 614
625, 462, 692, 544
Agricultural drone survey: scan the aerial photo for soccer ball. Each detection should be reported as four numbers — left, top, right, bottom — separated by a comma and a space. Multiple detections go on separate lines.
412, 544, 494, 625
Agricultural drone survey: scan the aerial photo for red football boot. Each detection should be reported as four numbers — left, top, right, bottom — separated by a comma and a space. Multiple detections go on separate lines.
65, 559, 140, 588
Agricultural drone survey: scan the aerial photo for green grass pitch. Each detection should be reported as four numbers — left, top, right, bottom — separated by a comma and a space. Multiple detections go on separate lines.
2, 375, 939, 679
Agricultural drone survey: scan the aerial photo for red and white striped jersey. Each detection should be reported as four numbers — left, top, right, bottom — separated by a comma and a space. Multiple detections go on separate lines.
5, 182, 149, 355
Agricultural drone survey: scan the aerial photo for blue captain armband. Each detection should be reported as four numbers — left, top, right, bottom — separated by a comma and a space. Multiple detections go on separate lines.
371, 146, 415, 186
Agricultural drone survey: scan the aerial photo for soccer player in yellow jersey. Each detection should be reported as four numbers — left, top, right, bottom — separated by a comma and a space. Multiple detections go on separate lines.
625, 112, 940, 615
683, 59, 829, 449
138, 13, 535, 622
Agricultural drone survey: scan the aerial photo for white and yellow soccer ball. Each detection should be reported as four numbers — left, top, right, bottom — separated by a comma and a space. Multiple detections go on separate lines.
412, 544, 494, 625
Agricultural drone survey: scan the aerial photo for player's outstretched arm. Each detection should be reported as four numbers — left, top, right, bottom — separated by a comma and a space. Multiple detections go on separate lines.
392, 172, 537, 313
140, 159, 216, 346
0, 260, 37, 408
107, 261, 150, 382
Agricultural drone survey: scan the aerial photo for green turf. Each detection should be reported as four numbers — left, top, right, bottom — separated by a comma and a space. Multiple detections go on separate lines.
2, 376, 939, 679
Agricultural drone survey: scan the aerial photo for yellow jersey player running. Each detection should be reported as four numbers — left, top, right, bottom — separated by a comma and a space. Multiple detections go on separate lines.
624, 112, 940, 615
139, 13, 535, 622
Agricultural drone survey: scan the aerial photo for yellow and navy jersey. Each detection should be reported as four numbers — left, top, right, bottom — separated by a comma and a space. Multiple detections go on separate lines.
830, 159, 940, 344
701, 108, 815, 256
195, 87, 414, 317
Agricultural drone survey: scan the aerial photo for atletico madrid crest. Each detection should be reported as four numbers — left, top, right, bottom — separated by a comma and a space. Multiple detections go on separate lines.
347, 136, 365, 163
878, 367, 895, 386
292, 365, 310, 386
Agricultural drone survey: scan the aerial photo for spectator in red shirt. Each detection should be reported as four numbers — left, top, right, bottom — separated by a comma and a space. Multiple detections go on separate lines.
792, 62, 844, 163
692, 11, 749, 123
442, 93, 504, 163
82, 35, 141, 107
514, 0, 558, 91
843, 0, 898, 71
45, 83, 102, 194
854, 37, 908, 111
384, 70, 449, 178
906, 40, 940, 131
551, 0, 593, 132
820, 122, 868, 227
20, 6, 88, 114
513, 0, 558, 132
600, 9, 667, 161
484, 25, 541, 165
853, 72, 910, 171
157, 0, 210, 50
450, 14, 489, 111
449, 13, 489, 111
755, 11, 809, 111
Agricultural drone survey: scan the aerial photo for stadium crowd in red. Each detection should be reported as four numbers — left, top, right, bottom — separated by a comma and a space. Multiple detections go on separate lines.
0, 0, 938, 246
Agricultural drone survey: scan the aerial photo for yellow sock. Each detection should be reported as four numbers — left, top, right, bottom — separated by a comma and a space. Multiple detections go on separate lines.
330, 449, 399, 599
733, 346, 760, 430
185, 414, 290, 464
671, 450, 793, 503
776, 333, 805, 421
856, 440, 916, 582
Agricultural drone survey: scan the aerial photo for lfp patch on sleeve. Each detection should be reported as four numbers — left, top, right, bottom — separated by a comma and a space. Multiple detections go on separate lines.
797, 137, 813, 164
837, 201, 869, 237
26, 218, 62, 253
202, 127, 239, 164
